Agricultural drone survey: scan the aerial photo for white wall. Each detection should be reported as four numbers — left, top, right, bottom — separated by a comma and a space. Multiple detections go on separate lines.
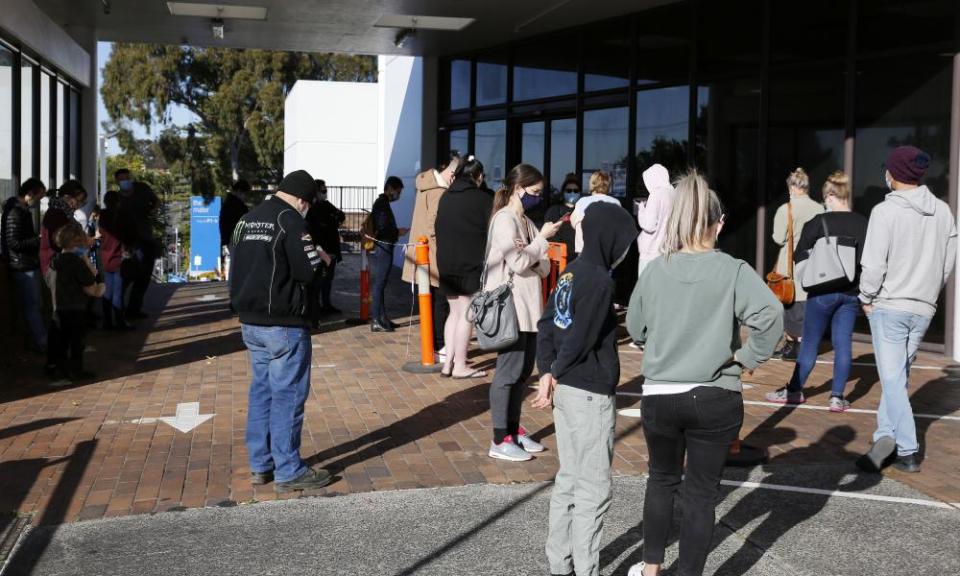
284, 80, 379, 189
377, 55, 423, 266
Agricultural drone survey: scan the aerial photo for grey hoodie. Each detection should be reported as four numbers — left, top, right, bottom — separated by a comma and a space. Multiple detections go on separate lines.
859, 185, 957, 318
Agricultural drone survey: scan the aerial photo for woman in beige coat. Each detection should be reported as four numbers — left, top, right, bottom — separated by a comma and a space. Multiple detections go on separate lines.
484, 164, 562, 462
402, 152, 460, 357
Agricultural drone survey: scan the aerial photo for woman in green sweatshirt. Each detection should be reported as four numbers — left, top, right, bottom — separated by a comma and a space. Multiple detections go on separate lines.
624, 171, 783, 576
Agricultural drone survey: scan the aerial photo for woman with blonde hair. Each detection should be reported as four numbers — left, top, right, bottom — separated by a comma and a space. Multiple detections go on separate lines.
625, 171, 782, 576
766, 171, 868, 411
772, 167, 824, 359
484, 163, 562, 462
571, 170, 623, 253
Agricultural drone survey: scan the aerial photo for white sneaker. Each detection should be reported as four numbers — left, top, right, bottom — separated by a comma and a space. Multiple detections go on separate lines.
488, 437, 533, 462
627, 562, 646, 576
517, 428, 544, 452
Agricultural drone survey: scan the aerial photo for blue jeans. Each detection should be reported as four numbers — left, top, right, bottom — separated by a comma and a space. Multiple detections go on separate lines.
12, 269, 48, 350
787, 292, 859, 397
868, 308, 930, 457
241, 324, 312, 482
369, 246, 392, 322
103, 271, 123, 310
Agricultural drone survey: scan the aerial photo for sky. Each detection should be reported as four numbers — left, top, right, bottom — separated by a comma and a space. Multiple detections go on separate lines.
97, 42, 197, 155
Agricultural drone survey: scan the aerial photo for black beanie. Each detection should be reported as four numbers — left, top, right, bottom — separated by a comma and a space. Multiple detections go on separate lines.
278, 170, 317, 202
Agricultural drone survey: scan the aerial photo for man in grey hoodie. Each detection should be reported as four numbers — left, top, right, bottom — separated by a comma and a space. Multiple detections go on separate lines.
857, 146, 957, 474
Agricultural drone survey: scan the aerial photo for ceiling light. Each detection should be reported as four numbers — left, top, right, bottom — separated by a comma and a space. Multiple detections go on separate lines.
375, 14, 474, 31
167, 2, 268, 20
394, 28, 416, 49
211, 18, 225, 39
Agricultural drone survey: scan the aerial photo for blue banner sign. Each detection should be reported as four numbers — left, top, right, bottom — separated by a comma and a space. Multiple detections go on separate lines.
189, 196, 221, 278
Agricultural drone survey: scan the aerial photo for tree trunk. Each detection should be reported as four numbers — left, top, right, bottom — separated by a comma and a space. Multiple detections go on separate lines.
230, 139, 240, 182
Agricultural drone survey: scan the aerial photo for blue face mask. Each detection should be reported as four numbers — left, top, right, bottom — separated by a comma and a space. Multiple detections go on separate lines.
563, 192, 581, 205
72, 246, 87, 256
119, 180, 133, 192
520, 191, 542, 213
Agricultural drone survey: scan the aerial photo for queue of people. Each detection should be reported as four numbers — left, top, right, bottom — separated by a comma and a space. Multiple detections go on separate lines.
2, 169, 162, 382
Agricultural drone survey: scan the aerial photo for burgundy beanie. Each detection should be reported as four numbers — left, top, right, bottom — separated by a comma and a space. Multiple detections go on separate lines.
886, 146, 930, 185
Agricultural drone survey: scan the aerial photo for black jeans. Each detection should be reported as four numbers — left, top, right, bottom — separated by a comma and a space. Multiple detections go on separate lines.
642, 387, 743, 576
432, 285, 448, 350
51, 310, 89, 375
128, 244, 156, 315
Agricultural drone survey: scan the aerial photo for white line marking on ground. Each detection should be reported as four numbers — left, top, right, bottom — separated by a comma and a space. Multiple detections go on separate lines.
313, 364, 336, 369
615, 392, 960, 421
720, 479, 956, 510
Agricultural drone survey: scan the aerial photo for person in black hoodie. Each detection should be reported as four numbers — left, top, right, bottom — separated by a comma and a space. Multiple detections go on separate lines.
369, 176, 408, 332
435, 155, 493, 378
220, 179, 250, 288
533, 202, 638, 576
230, 170, 332, 493
305, 179, 346, 324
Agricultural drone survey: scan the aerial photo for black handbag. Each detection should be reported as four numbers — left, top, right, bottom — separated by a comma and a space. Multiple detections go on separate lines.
467, 212, 520, 351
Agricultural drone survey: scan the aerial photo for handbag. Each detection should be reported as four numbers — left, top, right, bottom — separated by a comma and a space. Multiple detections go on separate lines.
467, 212, 520, 351
799, 216, 856, 292
766, 200, 796, 305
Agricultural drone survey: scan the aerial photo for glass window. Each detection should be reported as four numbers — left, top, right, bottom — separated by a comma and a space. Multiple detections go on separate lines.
56, 81, 65, 187
636, 1, 691, 85
475, 120, 506, 183
695, 78, 761, 265
550, 118, 577, 192
765, 64, 845, 272
513, 38, 578, 101
635, 86, 690, 193
20, 60, 34, 184
448, 128, 469, 158
39, 72, 51, 188
697, 0, 762, 75
69, 90, 80, 180
584, 19, 630, 92
476, 54, 507, 106
770, 0, 848, 64
853, 54, 953, 343
0, 47, 12, 202
521, 122, 545, 172
449, 59, 471, 110
858, 0, 957, 55
582, 107, 629, 198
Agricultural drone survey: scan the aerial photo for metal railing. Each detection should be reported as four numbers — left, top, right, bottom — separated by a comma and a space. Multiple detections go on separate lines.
328, 185, 377, 252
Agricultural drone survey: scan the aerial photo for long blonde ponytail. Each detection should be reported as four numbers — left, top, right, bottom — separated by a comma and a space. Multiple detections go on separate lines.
662, 170, 724, 256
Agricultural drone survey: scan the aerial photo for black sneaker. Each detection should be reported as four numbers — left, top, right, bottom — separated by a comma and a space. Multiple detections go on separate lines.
275, 468, 332, 493
251, 470, 274, 485
892, 454, 921, 473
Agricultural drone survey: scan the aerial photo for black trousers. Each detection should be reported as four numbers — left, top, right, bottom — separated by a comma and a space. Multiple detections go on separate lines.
128, 245, 156, 314
432, 285, 448, 350
490, 332, 537, 441
49, 310, 88, 375
641, 387, 743, 576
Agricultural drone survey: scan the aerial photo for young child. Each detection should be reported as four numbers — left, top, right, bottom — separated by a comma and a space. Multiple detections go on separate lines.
533, 202, 638, 576
48, 221, 105, 380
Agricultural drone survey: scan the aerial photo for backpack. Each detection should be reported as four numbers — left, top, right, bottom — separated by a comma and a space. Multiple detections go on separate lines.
361, 212, 376, 252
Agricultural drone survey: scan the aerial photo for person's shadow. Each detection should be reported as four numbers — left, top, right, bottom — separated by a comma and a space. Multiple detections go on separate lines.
709, 425, 881, 576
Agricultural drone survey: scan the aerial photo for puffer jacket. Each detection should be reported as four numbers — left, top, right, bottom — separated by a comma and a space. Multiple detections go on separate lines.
1, 197, 40, 271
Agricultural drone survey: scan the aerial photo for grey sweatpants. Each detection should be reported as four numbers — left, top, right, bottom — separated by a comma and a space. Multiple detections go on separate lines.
489, 332, 537, 433
546, 384, 616, 576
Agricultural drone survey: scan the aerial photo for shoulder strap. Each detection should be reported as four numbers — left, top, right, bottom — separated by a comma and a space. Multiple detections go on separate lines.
820, 214, 831, 244
478, 210, 520, 289
787, 201, 794, 277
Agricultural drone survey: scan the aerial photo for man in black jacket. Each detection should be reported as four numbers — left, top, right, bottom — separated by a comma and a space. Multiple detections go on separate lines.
2, 178, 48, 352
230, 170, 332, 492
369, 176, 408, 332
305, 179, 345, 323
219, 179, 250, 291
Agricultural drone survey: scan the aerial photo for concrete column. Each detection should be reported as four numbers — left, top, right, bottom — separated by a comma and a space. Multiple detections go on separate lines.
70, 25, 98, 210
949, 51, 960, 361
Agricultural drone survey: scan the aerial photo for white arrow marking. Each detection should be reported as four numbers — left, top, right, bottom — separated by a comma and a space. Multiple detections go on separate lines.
158, 402, 215, 433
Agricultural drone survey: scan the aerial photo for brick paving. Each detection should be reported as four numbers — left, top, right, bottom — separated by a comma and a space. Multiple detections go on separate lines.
1, 254, 959, 527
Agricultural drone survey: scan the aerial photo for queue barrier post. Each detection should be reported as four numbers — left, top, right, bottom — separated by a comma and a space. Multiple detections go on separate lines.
403, 237, 442, 374
359, 249, 370, 322
542, 242, 569, 305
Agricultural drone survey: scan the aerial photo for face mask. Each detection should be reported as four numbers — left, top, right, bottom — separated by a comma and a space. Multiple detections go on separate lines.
72, 246, 87, 256
119, 180, 133, 192
884, 173, 894, 192
563, 192, 581, 205
520, 191, 542, 213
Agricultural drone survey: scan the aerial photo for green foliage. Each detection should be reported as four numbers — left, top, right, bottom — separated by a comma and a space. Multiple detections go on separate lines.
101, 45, 377, 189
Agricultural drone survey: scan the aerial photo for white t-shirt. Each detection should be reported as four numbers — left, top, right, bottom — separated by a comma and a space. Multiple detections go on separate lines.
571, 195, 622, 252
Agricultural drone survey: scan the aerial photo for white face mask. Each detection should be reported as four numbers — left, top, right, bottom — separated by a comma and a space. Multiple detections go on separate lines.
884, 174, 895, 192
611, 245, 631, 270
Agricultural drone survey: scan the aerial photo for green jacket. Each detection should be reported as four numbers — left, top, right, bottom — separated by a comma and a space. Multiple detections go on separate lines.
626, 251, 783, 392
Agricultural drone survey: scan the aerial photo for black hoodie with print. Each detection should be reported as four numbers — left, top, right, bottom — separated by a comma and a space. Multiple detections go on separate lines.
536, 203, 638, 396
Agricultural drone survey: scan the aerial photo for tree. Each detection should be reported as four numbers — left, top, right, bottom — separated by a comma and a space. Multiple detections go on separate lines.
101, 45, 377, 189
